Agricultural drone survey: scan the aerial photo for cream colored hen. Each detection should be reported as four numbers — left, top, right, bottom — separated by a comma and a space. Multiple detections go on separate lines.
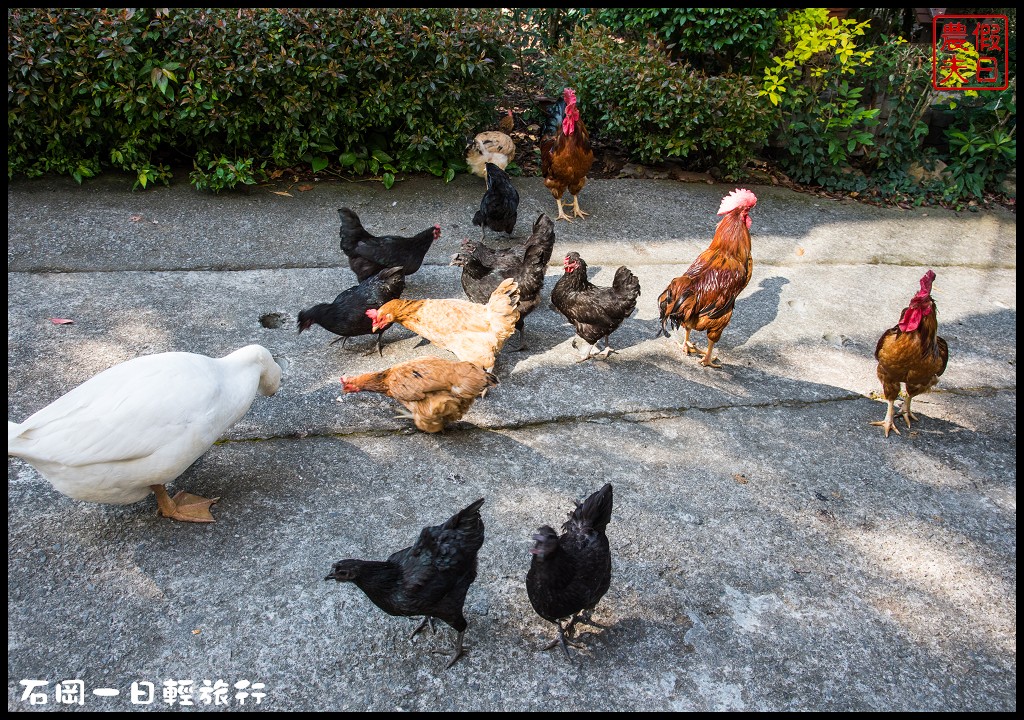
367, 279, 520, 372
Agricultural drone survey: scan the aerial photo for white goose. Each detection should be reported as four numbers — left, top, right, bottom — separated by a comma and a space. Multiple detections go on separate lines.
8, 344, 282, 522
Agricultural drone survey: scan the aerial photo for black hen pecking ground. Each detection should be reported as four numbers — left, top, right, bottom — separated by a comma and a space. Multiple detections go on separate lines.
297, 266, 406, 355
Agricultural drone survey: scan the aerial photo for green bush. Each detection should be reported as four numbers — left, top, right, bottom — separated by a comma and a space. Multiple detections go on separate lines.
942, 83, 1016, 202
544, 28, 774, 179
592, 8, 785, 75
761, 9, 881, 189
7, 8, 510, 189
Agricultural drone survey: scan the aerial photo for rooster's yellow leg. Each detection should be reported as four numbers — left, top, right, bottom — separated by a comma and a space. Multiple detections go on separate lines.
570, 195, 590, 219
699, 340, 722, 369
554, 199, 574, 223
681, 329, 702, 356
151, 484, 219, 523
870, 400, 901, 437
902, 396, 919, 428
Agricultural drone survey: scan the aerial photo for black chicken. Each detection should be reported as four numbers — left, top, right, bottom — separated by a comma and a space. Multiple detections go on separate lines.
471, 162, 519, 241
550, 252, 641, 362
297, 266, 406, 355
325, 497, 485, 669
338, 207, 441, 283
527, 483, 614, 660
451, 213, 556, 351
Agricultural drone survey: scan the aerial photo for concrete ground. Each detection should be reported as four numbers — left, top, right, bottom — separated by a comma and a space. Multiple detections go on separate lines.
7, 171, 1016, 711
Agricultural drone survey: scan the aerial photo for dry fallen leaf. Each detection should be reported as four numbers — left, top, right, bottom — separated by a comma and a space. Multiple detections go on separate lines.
733, 473, 748, 484
271, 191, 293, 197
130, 214, 143, 222
297, 183, 315, 192
49, 318, 74, 325
795, 247, 805, 256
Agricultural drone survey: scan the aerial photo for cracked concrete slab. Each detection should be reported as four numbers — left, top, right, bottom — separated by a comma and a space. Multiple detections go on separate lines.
7, 171, 1016, 711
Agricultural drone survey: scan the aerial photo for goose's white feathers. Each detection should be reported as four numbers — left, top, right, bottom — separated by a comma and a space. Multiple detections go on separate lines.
8, 344, 281, 505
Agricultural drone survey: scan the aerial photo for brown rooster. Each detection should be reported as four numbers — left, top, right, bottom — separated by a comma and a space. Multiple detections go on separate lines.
540, 87, 594, 222
341, 356, 498, 433
657, 188, 758, 368
366, 278, 520, 372
871, 270, 949, 437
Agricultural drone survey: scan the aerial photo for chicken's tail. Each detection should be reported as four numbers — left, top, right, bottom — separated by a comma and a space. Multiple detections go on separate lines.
441, 497, 486, 555
488, 278, 521, 318
657, 276, 693, 337
613, 266, 641, 303
338, 207, 369, 253
564, 483, 614, 535
373, 266, 407, 301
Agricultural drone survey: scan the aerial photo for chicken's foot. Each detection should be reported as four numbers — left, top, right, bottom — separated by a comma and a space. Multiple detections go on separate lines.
554, 199, 574, 223
541, 620, 577, 661
151, 484, 219, 523
440, 629, 467, 669
680, 329, 702, 356
902, 396, 919, 429
598, 338, 618, 358
570, 195, 589, 219
870, 399, 901, 437
394, 407, 417, 422
410, 616, 437, 639
572, 338, 599, 363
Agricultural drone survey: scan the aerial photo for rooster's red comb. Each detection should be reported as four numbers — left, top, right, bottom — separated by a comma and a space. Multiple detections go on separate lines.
917, 269, 936, 297
718, 188, 758, 215
563, 87, 577, 105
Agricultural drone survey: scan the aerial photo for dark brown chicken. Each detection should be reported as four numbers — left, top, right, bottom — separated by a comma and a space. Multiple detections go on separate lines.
540, 87, 594, 223
338, 207, 441, 283
451, 213, 556, 351
325, 498, 485, 669
551, 252, 640, 362
657, 188, 758, 368
871, 270, 949, 437
527, 483, 613, 661
340, 356, 498, 433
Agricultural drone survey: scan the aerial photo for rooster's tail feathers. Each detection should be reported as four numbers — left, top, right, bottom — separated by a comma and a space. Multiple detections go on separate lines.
565, 483, 613, 534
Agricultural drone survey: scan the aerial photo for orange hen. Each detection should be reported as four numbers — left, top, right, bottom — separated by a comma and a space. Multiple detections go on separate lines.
341, 356, 497, 433
540, 87, 594, 222
657, 188, 758, 368
871, 270, 949, 437
367, 278, 520, 372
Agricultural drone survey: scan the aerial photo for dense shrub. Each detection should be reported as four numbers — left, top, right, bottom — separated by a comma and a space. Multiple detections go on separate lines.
8, 8, 510, 190
591, 8, 785, 75
544, 28, 773, 179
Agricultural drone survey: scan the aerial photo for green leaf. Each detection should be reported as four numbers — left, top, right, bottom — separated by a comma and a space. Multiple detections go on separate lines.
382, 172, 395, 189
338, 152, 356, 167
